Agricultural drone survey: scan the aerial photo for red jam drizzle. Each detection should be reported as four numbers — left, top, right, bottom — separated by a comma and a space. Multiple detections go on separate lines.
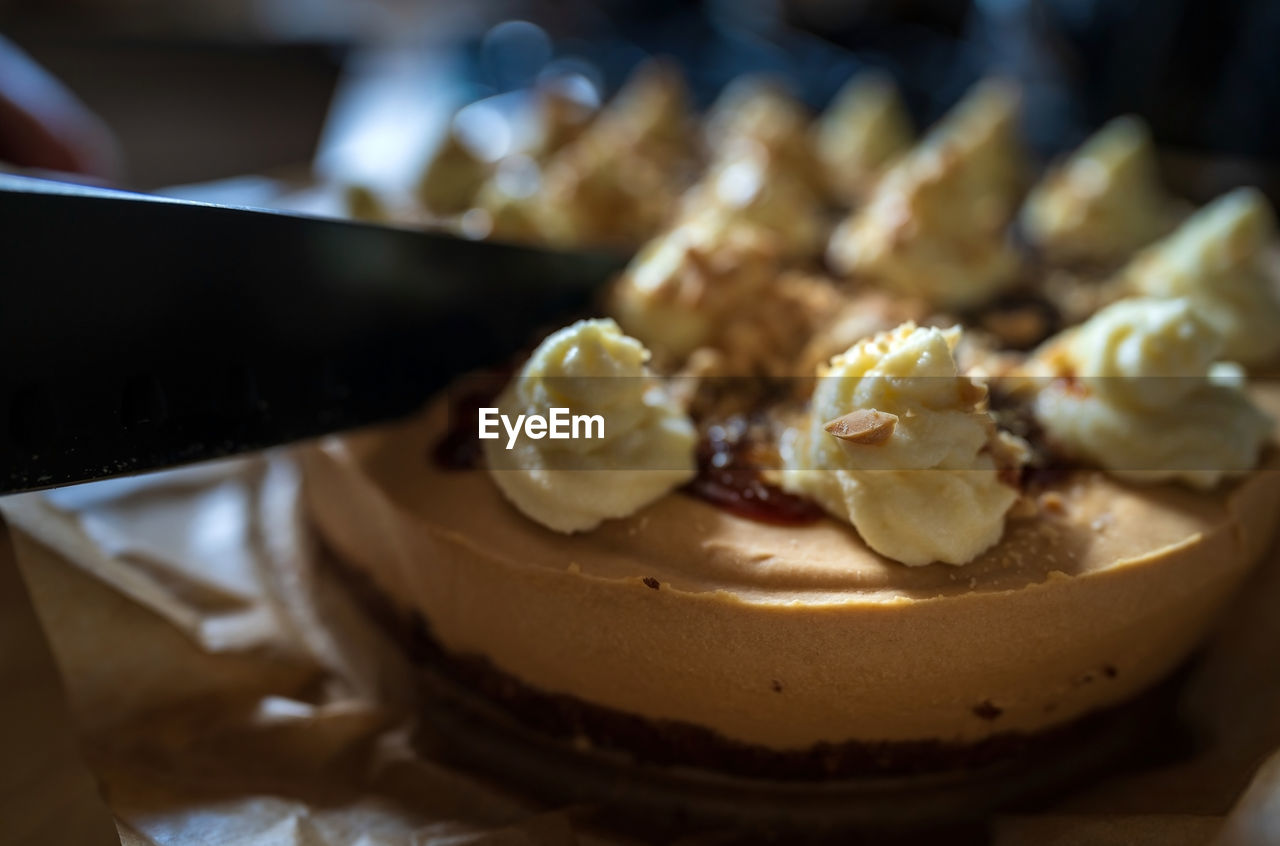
683, 424, 824, 526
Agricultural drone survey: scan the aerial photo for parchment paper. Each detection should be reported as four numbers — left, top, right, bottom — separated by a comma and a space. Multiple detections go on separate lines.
3, 452, 1280, 845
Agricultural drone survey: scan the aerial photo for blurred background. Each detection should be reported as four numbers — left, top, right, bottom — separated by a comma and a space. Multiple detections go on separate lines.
2, 0, 1279, 200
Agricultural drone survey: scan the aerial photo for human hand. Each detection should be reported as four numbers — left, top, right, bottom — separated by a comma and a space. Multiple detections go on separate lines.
0, 35, 119, 180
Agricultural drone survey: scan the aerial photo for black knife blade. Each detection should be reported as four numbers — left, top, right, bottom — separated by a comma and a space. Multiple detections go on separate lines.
0, 174, 627, 494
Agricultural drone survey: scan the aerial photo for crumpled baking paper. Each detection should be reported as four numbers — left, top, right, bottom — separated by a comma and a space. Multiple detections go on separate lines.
3, 451, 1280, 845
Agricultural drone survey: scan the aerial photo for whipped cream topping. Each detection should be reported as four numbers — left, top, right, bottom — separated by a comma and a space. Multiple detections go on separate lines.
536, 137, 679, 247
933, 78, 1027, 213
814, 72, 914, 204
417, 129, 489, 215
1021, 116, 1172, 262
484, 319, 696, 532
607, 122, 828, 361
826, 79, 1025, 308
590, 60, 694, 164
531, 61, 693, 247
609, 210, 781, 361
781, 323, 1026, 566
680, 140, 826, 257
705, 78, 814, 180
526, 85, 595, 162
1122, 187, 1280, 365
1033, 297, 1271, 489
467, 155, 545, 241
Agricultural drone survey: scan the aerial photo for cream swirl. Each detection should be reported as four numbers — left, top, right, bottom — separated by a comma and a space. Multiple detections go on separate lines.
704, 77, 816, 189
781, 323, 1025, 566
678, 141, 826, 258
814, 72, 914, 204
608, 211, 780, 361
484, 319, 696, 532
1020, 116, 1173, 262
825, 79, 1025, 308
1122, 187, 1280, 365
1033, 297, 1271, 489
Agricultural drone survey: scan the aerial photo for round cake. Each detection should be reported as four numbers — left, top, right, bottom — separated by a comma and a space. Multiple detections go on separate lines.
308, 69, 1280, 830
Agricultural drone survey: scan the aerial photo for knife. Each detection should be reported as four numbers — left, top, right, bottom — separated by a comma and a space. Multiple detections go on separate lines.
0, 174, 628, 494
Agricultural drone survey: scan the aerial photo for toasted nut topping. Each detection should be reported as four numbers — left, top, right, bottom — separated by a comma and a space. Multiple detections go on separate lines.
959, 378, 989, 407
982, 307, 1049, 349
824, 409, 898, 445
1038, 491, 1068, 516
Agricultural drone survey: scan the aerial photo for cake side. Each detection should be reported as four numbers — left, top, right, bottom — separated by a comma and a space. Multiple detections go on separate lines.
323, 534, 1192, 781
300, 395, 1280, 750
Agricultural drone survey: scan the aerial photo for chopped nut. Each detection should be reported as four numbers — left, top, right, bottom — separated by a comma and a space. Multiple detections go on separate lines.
1038, 491, 1068, 516
824, 409, 898, 444
982, 306, 1050, 349
959, 377, 989, 408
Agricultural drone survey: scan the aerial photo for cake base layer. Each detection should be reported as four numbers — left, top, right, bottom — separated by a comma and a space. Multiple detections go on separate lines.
320, 537, 1190, 835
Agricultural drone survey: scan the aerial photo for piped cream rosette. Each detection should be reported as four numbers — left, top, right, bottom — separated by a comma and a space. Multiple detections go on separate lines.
484, 319, 697, 533
781, 322, 1027, 566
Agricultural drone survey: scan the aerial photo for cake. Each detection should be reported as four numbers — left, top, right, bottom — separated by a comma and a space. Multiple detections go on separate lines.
307, 70, 1280, 830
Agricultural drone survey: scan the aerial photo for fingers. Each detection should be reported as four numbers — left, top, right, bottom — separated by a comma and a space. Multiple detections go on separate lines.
0, 35, 121, 180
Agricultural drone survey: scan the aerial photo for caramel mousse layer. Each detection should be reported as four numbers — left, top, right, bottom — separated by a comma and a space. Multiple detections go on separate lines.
302, 391, 1280, 751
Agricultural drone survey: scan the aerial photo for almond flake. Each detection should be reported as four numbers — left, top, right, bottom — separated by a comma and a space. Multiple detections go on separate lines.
824, 409, 898, 445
